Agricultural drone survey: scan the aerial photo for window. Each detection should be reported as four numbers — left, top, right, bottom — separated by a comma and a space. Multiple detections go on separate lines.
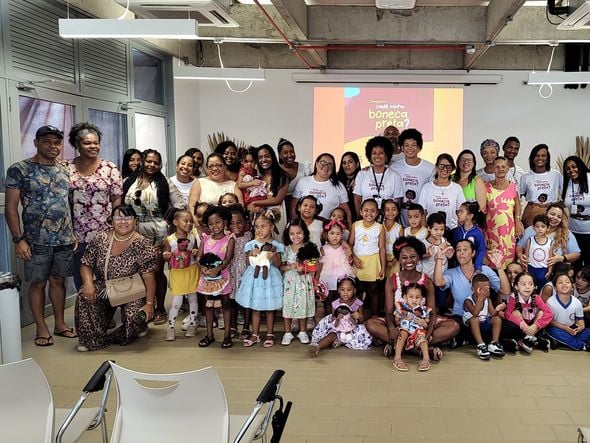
88, 109, 128, 167
133, 49, 164, 105
135, 113, 167, 169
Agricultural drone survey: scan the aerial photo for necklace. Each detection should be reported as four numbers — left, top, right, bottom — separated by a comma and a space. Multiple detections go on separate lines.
113, 232, 135, 242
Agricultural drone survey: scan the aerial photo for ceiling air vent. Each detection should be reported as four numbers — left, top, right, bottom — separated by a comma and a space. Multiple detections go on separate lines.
375, 0, 416, 10
557, 0, 590, 30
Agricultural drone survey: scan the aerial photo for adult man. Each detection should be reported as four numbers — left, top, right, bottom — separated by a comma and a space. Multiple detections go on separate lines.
5, 125, 77, 346
383, 125, 403, 164
502, 136, 524, 186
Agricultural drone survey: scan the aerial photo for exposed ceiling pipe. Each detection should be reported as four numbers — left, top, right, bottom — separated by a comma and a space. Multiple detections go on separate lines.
298, 44, 465, 52
252, 0, 319, 69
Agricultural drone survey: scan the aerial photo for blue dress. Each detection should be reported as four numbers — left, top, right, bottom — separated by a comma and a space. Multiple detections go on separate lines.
236, 239, 284, 311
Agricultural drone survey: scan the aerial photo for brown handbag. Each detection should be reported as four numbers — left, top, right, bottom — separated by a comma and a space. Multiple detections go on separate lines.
98, 233, 146, 307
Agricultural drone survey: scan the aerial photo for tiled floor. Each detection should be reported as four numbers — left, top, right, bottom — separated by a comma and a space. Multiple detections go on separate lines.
19, 307, 590, 442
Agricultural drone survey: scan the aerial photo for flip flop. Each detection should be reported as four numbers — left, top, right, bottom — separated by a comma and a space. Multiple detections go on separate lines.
198, 336, 215, 348
393, 359, 408, 372
54, 328, 78, 338
34, 336, 53, 347
431, 347, 443, 361
418, 360, 431, 372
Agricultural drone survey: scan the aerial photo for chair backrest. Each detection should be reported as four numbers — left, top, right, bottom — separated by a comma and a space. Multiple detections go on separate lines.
0, 358, 54, 442
109, 363, 229, 443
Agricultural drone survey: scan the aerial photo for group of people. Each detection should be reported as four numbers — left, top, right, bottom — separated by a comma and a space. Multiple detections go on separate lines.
5, 123, 590, 372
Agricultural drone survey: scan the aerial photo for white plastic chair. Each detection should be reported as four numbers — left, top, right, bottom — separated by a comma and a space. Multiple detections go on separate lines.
109, 363, 289, 443
0, 358, 113, 443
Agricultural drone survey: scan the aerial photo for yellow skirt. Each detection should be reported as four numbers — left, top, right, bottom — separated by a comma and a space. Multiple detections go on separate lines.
168, 264, 199, 296
356, 254, 381, 282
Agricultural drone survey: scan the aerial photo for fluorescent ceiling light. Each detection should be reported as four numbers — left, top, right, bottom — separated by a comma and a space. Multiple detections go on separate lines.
527, 71, 590, 84
59, 19, 198, 39
292, 72, 502, 85
174, 66, 266, 81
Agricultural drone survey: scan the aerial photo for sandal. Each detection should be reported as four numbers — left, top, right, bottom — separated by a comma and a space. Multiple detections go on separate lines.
34, 336, 53, 347
153, 312, 168, 326
239, 329, 251, 340
418, 360, 431, 372
383, 343, 394, 358
308, 344, 320, 358
262, 333, 275, 348
198, 336, 215, 348
393, 358, 408, 372
430, 347, 443, 361
243, 334, 260, 347
221, 336, 233, 349
54, 328, 77, 338
230, 328, 239, 339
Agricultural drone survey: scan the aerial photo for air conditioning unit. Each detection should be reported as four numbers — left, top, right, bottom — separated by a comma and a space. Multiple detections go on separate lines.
375, 0, 416, 9
115, 0, 238, 27
557, 0, 590, 30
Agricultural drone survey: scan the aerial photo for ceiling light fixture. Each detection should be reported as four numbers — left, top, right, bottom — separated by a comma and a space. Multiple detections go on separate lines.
173, 66, 266, 81
291, 72, 502, 85
58, 18, 199, 39
527, 71, 590, 84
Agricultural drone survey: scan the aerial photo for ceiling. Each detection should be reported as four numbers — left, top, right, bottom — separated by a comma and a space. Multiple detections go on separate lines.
90, 0, 590, 70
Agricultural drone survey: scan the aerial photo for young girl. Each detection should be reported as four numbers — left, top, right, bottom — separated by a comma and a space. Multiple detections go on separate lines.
228, 204, 252, 339
393, 283, 432, 372
546, 271, 590, 350
196, 205, 235, 349
309, 275, 372, 357
349, 198, 386, 317
404, 203, 428, 240
574, 266, 590, 325
503, 271, 552, 353
236, 147, 267, 207
236, 209, 284, 348
505, 261, 525, 288
193, 202, 210, 237
329, 207, 350, 241
382, 199, 403, 278
319, 219, 354, 315
162, 210, 199, 341
451, 201, 486, 271
219, 192, 239, 207
525, 214, 554, 289
280, 219, 317, 345
296, 195, 323, 249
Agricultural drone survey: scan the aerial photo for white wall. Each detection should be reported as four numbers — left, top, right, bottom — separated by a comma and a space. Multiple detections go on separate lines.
173, 78, 201, 156
175, 69, 590, 171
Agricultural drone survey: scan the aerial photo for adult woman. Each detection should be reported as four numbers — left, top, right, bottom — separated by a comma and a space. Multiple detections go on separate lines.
248, 144, 289, 234
121, 148, 142, 179
484, 156, 523, 269
517, 202, 581, 270
68, 122, 123, 290
168, 154, 195, 209
337, 151, 361, 222
562, 156, 590, 267
188, 153, 244, 213
353, 136, 403, 218
75, 205, 156, 351
365, 236, 460, 361
418, 154, 465, 229
291, 153, 351, 222
476, 139, 500, 183
452, 149, 486, 211
123, 149, 174, 324
520, 144, 563, 228
278, 138, 311, 211
215, 141, 240, 181
185, 147, 205, 178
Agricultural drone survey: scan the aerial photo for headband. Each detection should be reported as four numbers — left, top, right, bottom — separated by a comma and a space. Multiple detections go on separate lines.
394, 241, 409, 251
324, 219, 346, 231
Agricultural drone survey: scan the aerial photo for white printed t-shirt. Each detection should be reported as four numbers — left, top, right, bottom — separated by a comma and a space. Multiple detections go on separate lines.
390, 158, 434, 223
417, 181, 465, 229
519, 169, 563, 204
547, 295, 584, 326
292, 175, 349, 219
563, 177, 590, 234
353, 167, 403, 207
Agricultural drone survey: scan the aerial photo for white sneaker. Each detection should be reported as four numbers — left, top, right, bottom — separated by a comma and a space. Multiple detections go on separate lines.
281, 332, 294, 346
165, 328, 176, 341
476, 343, 490, 360
217, 317, 225, 329
185, 325, 198, 337
487, 341, 505, 358
181, 316, 190, 331
297, 331, 310, 344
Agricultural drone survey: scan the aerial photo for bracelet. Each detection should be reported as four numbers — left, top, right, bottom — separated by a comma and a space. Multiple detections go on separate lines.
146, 301, 154, 305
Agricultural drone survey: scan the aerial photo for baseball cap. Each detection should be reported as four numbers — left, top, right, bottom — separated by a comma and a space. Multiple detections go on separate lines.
35, 125, 64, 139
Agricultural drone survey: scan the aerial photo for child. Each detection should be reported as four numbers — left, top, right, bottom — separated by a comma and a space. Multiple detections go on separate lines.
505, 261, 525, 289
319, 219, 354, 315
420, 212, 453, 311
382, 199, 403, 278
525, 214, 554, 289
236, 209, 284, 348
309, 275, 372, 357
280, 220, 317, 345
219, 192, 239, 207
236, 147, 267, 207
196, 205, 235, 349
392, 282, 432, 372
296, 195, 323, 249
193, 202, 210, 237
463, 273, 506, 360
540, 261, 574, 301
451, 201, 486, 271
228, 204, 252, 339
349, 198, 386, 317
162, 210, 199, 341
546, 272, 590, 350
503, 271, 552, 353
403, 203, 428, 241
329, 207, 350, 241
574, 266, 590, 325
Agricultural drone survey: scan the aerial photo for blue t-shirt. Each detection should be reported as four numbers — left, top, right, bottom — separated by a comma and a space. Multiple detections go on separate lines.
441, 265, 500, 316
517, 226, 580, 256
5, 159, 73, 246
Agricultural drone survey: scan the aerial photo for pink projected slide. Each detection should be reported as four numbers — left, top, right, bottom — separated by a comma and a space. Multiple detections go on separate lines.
313, 87, 463, 166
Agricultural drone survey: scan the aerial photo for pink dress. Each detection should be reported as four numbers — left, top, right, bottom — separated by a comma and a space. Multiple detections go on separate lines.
320, 244, 355, 291
197, 233, 234, 296
485, 181, 518, 269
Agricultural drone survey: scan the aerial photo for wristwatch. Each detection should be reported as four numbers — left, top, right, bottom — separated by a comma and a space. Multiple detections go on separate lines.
12, 235, 25, 244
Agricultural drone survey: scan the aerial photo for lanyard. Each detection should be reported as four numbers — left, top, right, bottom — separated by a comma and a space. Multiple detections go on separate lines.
371, 167, 386, 198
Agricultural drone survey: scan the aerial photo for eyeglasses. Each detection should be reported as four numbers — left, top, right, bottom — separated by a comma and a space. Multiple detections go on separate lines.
437, 164, 453, 171
459, 158, 474, 164
317, 160, 334, 170
134, 189, 142, 206
113, 215, 135, 222
208, 163, 224, 170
